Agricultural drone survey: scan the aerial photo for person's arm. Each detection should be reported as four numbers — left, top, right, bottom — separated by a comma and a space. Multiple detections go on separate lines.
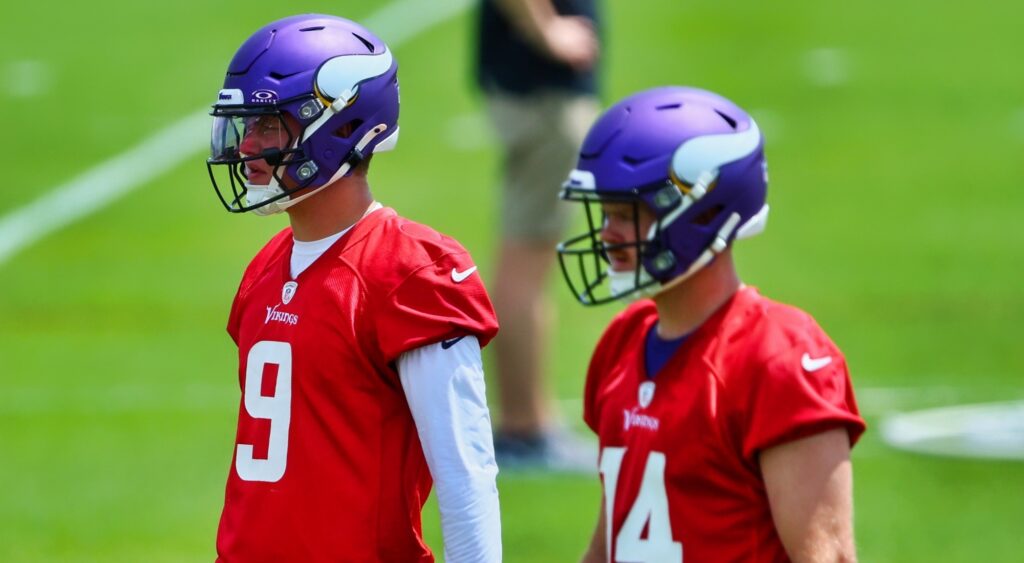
492, 0, 599, 71
397, 336, 501, 563
760, 428, 857, 563
580, 495, 607, 563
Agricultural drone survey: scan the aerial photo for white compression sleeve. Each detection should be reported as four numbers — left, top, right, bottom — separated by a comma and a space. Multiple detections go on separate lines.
397, 336, 502, 563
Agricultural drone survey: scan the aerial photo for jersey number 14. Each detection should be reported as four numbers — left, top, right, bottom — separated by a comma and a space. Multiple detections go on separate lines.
600, 447, 683, 562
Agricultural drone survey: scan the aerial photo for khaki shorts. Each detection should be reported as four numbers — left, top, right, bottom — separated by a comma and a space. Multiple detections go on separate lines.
486, 91, 600, 242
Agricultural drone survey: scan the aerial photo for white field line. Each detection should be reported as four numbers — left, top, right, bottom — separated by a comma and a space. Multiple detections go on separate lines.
0, 112, 209, 265
0, 0, 473, 267
363, 0, 473, 45
880, 400, 1024, 460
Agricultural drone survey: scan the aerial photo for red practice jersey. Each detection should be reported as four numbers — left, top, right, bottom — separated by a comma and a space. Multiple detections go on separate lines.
583, 287, 865, 563
216, 208, 498, 562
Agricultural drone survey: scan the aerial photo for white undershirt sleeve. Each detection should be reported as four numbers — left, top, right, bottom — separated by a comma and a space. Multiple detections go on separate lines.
397, 336, 502, 563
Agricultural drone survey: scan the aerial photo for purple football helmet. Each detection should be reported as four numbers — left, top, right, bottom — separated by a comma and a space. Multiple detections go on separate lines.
557, 86, 769, 305
207, 14, 400, 215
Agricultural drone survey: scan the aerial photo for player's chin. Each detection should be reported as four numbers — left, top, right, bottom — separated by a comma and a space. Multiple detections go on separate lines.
605, 250, 632, 268
246, 171, 271, 185
608, 260, 635, 273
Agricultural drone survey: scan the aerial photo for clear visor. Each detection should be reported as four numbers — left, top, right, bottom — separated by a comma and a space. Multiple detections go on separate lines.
209, 113, 293, 162
206, 109, 310, 214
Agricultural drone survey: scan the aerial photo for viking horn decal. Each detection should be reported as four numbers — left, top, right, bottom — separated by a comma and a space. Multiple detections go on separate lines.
315, 48, 394, 105
671, 120, 761, 185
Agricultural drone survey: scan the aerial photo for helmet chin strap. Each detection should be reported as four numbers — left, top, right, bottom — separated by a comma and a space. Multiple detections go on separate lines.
245, 124, 389, 216
608, 211, 743, 302
651, 211, 741, 296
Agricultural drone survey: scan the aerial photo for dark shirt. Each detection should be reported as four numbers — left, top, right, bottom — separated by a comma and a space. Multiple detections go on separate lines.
644, 323, 689, 379
476, 0, 600, 95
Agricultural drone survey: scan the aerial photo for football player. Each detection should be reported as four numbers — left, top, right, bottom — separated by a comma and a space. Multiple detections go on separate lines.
557, 87, 866, 562
206, 15, 500, 562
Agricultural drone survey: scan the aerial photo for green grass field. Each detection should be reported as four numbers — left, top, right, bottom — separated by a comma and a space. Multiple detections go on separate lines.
1, 0, 1022, 560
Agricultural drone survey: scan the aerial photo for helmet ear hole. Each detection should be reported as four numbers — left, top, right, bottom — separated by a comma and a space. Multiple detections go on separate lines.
335, 119, 364, 139
691, 204, 724, 226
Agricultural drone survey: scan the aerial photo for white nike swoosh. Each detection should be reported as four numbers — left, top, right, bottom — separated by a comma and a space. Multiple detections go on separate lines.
451, 266, 477, 283
801, 353, 833, 372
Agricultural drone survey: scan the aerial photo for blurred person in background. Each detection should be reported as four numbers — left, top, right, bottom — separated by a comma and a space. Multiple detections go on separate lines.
557, 86, 866, 562
476, 0, 603, 471
206, 14, 501, 562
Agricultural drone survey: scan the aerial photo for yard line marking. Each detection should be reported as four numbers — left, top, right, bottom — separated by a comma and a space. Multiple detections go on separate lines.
4, 59, 54, 98
0, 112, 209, 266
1011, 107, 1024, 141
0, 0, 473, 267
363, 0, 473, 45
881, 400, 1024, 461
802, 47, 851, 88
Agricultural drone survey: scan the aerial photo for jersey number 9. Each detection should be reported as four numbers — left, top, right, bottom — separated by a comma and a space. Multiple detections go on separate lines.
236, 340, 293, 482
